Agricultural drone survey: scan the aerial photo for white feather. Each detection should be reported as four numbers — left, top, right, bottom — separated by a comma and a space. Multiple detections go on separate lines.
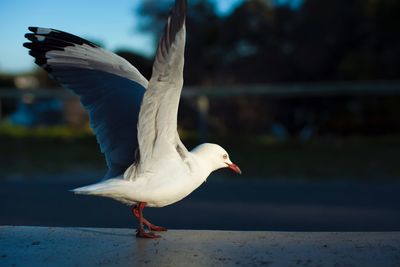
45, 44, 148, 88
36, 27, 52, 34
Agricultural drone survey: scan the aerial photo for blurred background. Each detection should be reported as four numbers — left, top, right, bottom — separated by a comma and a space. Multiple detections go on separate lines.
1, 0, 400, 231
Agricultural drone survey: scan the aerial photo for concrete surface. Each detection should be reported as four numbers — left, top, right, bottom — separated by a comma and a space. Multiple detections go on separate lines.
0, 226, 399, 267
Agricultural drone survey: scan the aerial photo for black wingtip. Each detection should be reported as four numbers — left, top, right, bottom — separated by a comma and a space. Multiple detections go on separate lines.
28, 26, 37, 32
174, 0, 187, 25
24, 26, 99, 58
163, 0, 187, 49
22, 42, 32, 49
24, 33, 36, 41
27, 26, 53, 33
175, 0, 187, 17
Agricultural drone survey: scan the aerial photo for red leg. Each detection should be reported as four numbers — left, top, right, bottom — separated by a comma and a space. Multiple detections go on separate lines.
132, 204, 167, 232
132, 202, 161, 238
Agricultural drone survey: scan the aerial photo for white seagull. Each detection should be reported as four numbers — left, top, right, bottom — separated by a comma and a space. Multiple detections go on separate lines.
24, 0, 241, 238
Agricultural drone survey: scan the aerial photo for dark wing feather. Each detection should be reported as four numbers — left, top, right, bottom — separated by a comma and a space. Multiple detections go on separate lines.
24, 27, 147, 178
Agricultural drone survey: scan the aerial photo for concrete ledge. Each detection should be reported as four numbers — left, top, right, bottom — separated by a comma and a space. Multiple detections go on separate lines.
1, 226, 399, 267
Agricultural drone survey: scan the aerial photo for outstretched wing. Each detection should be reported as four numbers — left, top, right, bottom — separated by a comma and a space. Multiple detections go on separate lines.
24, 27, 148, 179
136, 0, 187, 172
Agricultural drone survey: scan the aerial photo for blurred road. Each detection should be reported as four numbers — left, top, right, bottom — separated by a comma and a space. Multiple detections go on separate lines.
1, 177, 400, 231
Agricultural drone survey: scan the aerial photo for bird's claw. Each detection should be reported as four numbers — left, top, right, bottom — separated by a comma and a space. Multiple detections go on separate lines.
136, 229, 161, 239
148, 225, 167, 232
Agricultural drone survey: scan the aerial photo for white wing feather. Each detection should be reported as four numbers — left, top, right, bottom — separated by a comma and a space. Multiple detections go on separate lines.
136, 0, 188, 174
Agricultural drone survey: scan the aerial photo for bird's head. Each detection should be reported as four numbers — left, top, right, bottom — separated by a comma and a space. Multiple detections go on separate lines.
192, 143, 241, 174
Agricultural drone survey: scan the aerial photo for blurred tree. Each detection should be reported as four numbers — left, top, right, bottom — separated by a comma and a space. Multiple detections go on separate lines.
115, 50, 153, 80
219, 1, 297, 83
136, 0, 400, 84
292, 0, 367, 81
133, 0, 400, 137
338, 0, 400, 80
137, 0, 222, 85
0, 74, 15, 88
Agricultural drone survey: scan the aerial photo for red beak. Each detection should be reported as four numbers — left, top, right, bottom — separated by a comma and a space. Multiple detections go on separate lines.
227, 163, 242, 174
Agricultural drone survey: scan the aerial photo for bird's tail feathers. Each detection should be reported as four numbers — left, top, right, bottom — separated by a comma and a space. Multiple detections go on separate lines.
71, 178, 128, 197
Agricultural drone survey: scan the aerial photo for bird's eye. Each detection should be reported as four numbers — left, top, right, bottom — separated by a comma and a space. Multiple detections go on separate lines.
223, 154, 228, 159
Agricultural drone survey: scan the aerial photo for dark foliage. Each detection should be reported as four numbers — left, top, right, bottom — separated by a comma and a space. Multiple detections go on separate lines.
136, 0, 400, 85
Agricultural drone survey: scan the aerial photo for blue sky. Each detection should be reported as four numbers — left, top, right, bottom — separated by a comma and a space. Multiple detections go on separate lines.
0, 0, 154, 73
0, 0, 298, 74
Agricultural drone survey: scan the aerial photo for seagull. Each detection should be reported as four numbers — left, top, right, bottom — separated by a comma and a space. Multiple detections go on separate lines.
24, 0, 241, 238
